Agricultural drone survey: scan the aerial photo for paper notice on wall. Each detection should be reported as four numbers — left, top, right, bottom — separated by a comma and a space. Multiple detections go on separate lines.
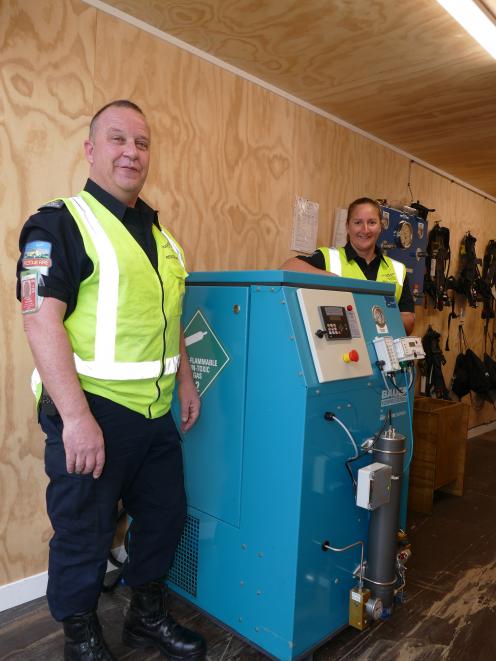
291, 196, 319, 254
332, 208, 348, 247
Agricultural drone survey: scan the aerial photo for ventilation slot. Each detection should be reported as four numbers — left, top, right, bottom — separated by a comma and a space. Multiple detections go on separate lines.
168, 514, 199, 597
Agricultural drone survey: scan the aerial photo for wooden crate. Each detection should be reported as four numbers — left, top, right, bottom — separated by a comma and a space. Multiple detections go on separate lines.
408, 397, 469, 514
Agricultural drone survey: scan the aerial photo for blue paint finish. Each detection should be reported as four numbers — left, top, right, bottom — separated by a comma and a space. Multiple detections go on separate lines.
170, 271, 414, 660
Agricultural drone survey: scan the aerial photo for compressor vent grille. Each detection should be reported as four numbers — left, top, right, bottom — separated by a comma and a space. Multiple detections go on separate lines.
168, 515, 199, 597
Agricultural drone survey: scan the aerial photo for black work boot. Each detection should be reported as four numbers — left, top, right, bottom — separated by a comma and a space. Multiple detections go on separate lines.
63, 610, 116, 660
122, 581, 206, 659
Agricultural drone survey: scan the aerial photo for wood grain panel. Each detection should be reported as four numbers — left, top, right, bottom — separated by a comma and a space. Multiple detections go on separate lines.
410, 163, 496, 427
2, 0, 496, 592
0, 0, 96, 586
99, 0, 496, 197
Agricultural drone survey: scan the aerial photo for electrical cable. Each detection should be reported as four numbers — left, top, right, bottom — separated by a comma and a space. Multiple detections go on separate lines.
385, 373, 404, 394
326, 412, 359, 459
343, 409, 392, 491
403, 365, 414, 391
402, 370, 415, 474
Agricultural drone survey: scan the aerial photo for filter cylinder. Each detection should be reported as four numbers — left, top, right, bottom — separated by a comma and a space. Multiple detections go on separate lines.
366, 426, 406, 610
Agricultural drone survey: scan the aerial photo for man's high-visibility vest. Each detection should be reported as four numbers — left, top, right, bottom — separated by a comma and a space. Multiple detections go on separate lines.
32, 191, 187, 418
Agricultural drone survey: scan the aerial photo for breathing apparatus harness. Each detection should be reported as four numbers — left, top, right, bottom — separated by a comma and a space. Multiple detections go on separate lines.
419, 326, 450, 399
450, 232, 481, 308
451, 324, 495, 408
423, 222, 452, 312
445, 232, 484, 350
481, 240, 496, 346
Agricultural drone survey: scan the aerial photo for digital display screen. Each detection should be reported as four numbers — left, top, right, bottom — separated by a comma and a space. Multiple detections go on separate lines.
319, 305, 351, 340
323, 306, 345, 321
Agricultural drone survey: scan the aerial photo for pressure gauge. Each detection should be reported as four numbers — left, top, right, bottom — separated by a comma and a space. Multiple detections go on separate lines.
365, 596, 383, 622
372, 305, 386, 328
396, 220, 413, 249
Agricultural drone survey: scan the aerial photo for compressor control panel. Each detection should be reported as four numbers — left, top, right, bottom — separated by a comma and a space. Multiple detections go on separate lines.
297, 288, 373, 383
319, 305, 352, 339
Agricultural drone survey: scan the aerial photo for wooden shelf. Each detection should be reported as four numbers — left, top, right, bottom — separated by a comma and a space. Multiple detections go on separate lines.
409, 397, 469, 514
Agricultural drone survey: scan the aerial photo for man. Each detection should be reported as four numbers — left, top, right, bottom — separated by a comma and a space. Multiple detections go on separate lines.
281, 197, 415, 335
17, 100, 206, 660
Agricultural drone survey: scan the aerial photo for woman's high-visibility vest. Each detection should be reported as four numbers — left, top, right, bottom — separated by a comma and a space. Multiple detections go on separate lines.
319, 246, 405, 303
32, 191, 187, 418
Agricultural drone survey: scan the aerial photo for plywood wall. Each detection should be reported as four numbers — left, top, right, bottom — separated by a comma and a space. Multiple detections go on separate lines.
1, 0, 496, 587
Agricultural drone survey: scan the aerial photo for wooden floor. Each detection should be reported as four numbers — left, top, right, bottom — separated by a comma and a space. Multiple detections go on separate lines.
2, 431, 496, 660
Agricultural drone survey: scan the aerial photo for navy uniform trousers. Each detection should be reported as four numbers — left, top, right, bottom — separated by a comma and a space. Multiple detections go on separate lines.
40, 391, 186, 621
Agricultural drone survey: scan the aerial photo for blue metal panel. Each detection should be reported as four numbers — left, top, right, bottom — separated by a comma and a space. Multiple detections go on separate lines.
176, 285, 250, 527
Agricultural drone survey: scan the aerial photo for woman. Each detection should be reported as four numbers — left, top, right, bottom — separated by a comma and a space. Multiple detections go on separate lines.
281, 197, 415, 335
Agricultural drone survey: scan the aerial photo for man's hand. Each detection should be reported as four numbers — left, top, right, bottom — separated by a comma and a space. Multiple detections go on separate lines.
178, 377, 201, 432
62, 412, 106, 479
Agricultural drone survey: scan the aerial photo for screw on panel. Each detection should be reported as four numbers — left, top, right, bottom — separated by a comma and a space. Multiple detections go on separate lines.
256, 590, 262, 596
257, 551, 264, 558
281, 300, 286, 305
347, 403, 351, 408
298, 371, 303, 376
335, 578, 339, 584
241, 544, 247, 550
238, 617, 243, 622
255, 626, 260, 632
316, 389, 320, 395
233, 304, 240, 314
240, 580, 245, 586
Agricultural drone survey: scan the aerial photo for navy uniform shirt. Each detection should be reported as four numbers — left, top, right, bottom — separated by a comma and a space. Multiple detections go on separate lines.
297, 242, 415, 313
17, 179, 159, 318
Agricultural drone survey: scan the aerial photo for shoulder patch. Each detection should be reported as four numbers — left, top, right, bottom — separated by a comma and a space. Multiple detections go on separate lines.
22, 240, 52, 274
38, 199, 65, 211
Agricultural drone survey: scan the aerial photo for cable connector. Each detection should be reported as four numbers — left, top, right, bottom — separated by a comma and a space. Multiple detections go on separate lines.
324, 411, 335, 421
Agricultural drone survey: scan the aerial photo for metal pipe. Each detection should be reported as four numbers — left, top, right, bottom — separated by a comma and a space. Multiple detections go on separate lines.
323, 540, 365, 588
366, 426, 406, 610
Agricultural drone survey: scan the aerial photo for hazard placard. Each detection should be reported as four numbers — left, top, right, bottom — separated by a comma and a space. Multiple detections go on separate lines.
184, 310, 230, 397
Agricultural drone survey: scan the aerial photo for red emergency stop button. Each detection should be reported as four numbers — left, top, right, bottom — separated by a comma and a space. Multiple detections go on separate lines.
347, 304, 353, 311
343, 349, 359, 363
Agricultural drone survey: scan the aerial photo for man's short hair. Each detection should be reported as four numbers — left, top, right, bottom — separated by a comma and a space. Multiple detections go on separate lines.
89, 100, 145, 138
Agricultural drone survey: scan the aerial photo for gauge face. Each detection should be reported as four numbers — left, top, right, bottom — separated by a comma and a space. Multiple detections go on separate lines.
370, 598, 383, 621
396, 220, 413, 248
372, 305, 386, 327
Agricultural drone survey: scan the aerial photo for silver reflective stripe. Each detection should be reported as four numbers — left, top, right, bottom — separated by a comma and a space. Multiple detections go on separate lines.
70, 196, 120, 365
160, 228, 186, 269
329, 248, 342, 275
31, 368, 40, 395
390, 258, 405, 284
73, 354, 179, 380
67, 196, 177, 381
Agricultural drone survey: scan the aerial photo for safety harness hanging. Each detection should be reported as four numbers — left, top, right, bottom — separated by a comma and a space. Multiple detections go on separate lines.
423, 222, 451, 311
419, 326, 450, 400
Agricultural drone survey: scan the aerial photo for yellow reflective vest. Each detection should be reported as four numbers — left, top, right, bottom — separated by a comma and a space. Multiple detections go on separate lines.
32, 191, 187, 418
319, 246, 405, 303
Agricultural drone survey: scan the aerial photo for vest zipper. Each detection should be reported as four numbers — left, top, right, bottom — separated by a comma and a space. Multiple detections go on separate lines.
148, 270, 168, 419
